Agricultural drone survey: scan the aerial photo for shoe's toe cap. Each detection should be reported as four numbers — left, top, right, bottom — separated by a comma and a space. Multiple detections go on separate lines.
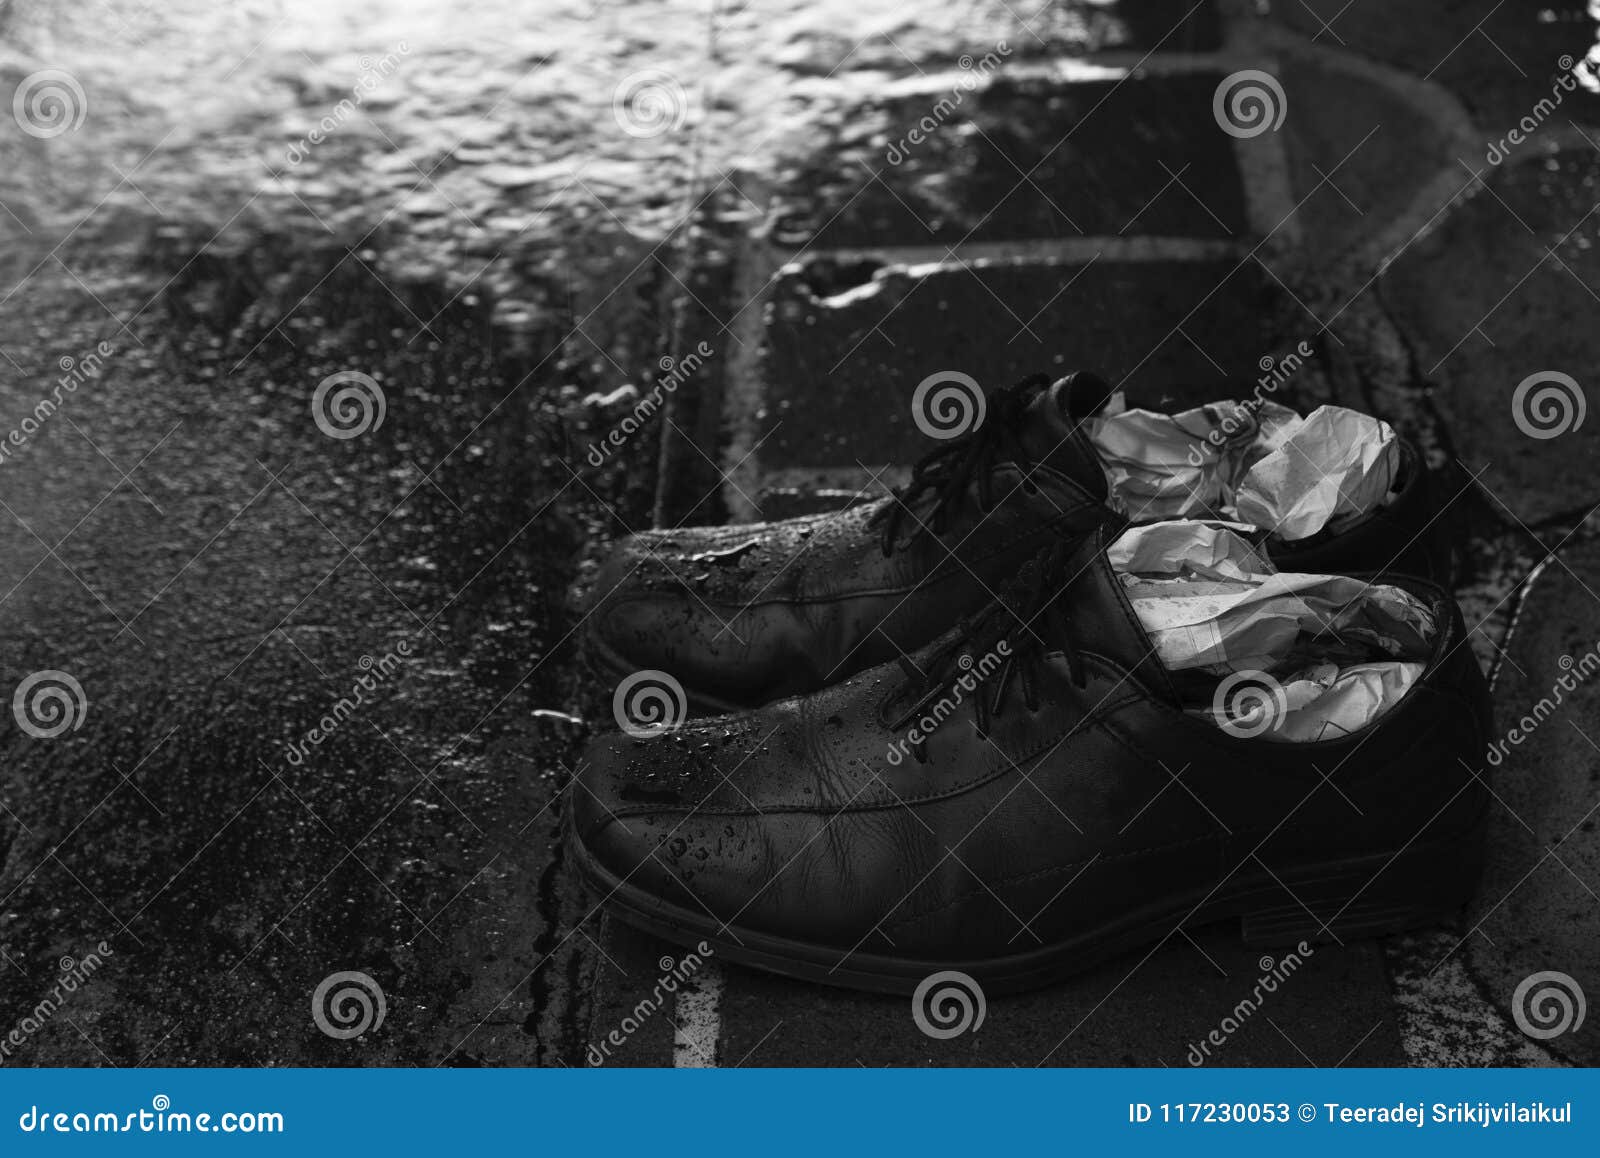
570, 722, 755, 910
584, 526, 820, 707
568, 684, 927, 954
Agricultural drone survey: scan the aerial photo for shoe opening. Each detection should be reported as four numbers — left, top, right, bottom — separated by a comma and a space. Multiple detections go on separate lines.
1087, 396, 1401, 542
1107, 520, 1437, 742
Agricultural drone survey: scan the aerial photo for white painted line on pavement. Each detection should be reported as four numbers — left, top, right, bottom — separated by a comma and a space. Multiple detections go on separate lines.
720, 171, 782, 524
849, 50, 1269, 101
794, 236, 1249, 281
673, 962, 725, 1067
1216, 0, 1300, 247
794, 238, 1250, 309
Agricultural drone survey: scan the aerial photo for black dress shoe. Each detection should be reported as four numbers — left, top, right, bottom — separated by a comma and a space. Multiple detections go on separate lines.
585, 373, 1114, 712
570, 527, 1491, 995
584, 373, 1449, 713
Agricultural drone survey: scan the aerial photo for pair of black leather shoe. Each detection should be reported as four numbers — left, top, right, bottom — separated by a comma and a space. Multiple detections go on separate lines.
570, 373, 1489, 994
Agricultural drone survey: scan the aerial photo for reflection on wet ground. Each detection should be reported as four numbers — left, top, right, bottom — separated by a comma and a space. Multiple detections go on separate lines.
0, 0, 726, 1063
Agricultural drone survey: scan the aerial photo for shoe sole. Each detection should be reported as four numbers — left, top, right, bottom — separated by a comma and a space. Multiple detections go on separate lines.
569, 811, 1485, 996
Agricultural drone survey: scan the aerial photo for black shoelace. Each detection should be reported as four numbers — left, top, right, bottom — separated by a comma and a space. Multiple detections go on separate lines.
873, 373, 1052, 557
889, 539, 1088, 762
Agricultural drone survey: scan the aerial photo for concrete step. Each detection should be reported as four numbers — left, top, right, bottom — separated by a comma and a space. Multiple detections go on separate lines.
755, 256, 1268, 488
780, 66, 1253, 249
1459, 534, 1600, 1067
1378, 147, 1600, 526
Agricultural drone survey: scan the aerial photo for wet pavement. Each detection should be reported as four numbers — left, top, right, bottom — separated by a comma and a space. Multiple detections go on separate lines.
0, 242, 637, 1063
2, 0, 1599, 1068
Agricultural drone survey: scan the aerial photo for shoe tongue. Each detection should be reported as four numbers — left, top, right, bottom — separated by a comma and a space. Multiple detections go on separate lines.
1046, 527, 1178, 703
1012, 371, 1110, 501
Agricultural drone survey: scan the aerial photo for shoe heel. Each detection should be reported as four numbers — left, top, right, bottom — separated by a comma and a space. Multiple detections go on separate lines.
1239, 833, 1483, 946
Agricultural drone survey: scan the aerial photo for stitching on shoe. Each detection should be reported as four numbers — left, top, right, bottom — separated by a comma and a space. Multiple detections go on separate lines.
607, 663, 1147, 821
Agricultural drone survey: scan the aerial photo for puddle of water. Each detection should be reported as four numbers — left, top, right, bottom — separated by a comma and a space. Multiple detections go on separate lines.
0, 0, 1141, 253
2, 1, 720, 324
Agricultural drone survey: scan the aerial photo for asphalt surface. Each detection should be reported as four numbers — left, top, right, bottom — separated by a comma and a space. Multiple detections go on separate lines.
1, 0, 1598, 1069
0, 236, 666, 1064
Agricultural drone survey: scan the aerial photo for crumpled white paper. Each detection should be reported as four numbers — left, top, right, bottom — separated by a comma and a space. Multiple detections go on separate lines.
1106, 518, 1267, 582
1088, 396, 1400, 541
1107, 520, 1435, 741
1232, 406, 1400, 540
1087, 401, 1251, 520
